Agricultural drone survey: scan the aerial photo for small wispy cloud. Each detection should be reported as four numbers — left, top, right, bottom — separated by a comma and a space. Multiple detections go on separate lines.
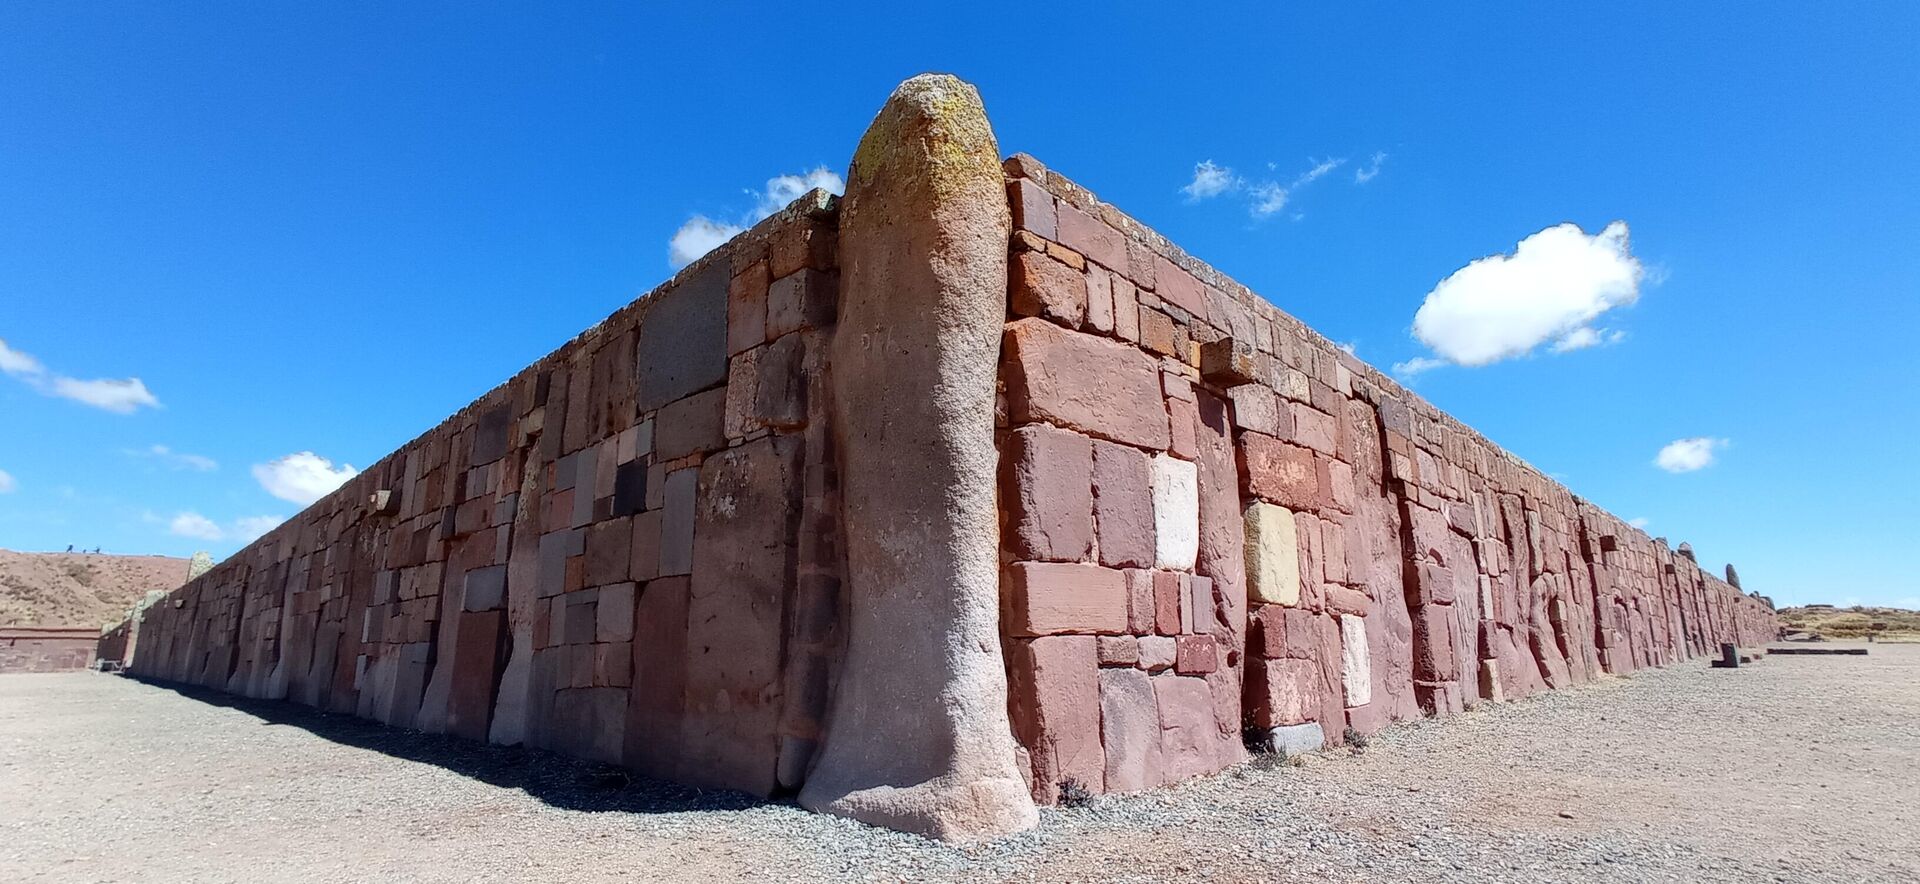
668, 166, 845, 270
1181, 160, 1241, 200
1628, 516, 1650, 529
1354, 151, 1388, 184
1250, 182, 1290, 217
1655, 437, 1728, 473
1391, 356, 1449, 378
0, 468, 15, 494
125, 444, 218, 472
0, 337, 161, 414
1249, 157, 1348, 220
160, 511, 286, 543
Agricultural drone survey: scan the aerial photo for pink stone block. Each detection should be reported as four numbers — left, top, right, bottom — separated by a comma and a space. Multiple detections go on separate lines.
1004, 562, 1128, 636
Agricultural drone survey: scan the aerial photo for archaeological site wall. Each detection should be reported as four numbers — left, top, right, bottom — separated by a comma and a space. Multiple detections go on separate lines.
108, 74, 1775, 840
3, 626, 100, 673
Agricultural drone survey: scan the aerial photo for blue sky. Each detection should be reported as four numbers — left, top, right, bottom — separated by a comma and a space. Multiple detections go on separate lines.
1, 3, 1915, 607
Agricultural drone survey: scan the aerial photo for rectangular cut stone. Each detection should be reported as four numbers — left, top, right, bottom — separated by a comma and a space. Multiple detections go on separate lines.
1099, 667, 1165, 793
1152, 674, 1220, 783
658, 468, 698, 577
1152, 255, 1209, 319
1123, 569, 1155, 633
596, 582, 636, 643
1152, 569, 1182, 635
1174, 635, 1217, 674
1244, 502, 1301, 606
1340, 613, 1373, 707
655, 387, 727, 461
623, 575, 689, 779
1007, 636, 1104, 803
727, 260, 769, 355
636, 261, 728, 412
1092, 441, 1155, 569
446, 610, 504, 741
1004, 318, 1172, 450
1097, 634, 1139, 667
1010, 250, 1087, 327
1137, 635, 1176, 671
766, 268, 836, 338
1149, 454, 1199, 571
679, 436, 800, 797
1251, 604, 1318, 659
462, 564, 507, 612
1055, 202, 1127, 270
1008, 177, 1057, 239
1239, 433, 1321, 511
1005, 562, 1128, 636
1263, 721, 1325, 757
1250, 657, 1318, 727
1003, 423, 1095, 562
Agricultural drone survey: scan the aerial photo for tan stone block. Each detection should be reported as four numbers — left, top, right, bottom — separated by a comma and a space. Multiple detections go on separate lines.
1245, 501, 1302, 606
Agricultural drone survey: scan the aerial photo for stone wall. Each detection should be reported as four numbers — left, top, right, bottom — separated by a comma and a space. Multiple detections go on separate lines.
110, 75, 1775, 838
993, 152, 1776, 804
124, 192, 845, 798
2, 627, 99, 673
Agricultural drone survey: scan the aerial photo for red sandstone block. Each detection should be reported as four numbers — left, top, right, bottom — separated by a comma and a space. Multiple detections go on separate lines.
767, 268, 836, 337
584, 518, 631, 587
769, 223, 834, 278
1412, 603, 1455, 681
1123, 569, 1155, 633
1248, 657, 1318, 727
1174, 635, 1217, 674
595, 641, 633, 687
1138, 307, 1177, 357
1055, 202, 1127, 271
1416, 561, 1457, 606
1292, 402, 1337, 457
1239, 433, 1320, 511
1188, 575, 1214, 636
1152, 674, 1221, 783
1007, 635, 1104, 803
1010, 250, 1088, 329
1004, 318, 1172, 451
1085, 267, 1115, 335
1227, 385, 1288, 437
1008, 178, 1057, 240
1004, 562, 1128, 636
1320, 516, 1349, 584
1097, 634, 1140, 667
1003, 423, 1095, 563
628, 509, 661, 582
727, 260, 770, 355
1092, 441, 1156, 570
1327, 585, 1371, 617
1167, 396, 1200, 462
1112, 276, 1141, 342
1152, 255, 1209, 320
1251, 605, 1318, 660
1152, 569, 1182, 636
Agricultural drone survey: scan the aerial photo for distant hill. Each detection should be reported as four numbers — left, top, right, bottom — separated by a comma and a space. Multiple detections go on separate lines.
0, 549, 192, 629
1778, 604, 1920, 641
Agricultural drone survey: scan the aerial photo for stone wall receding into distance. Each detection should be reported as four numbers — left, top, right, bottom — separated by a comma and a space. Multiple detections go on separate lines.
106, 74, 1776, 840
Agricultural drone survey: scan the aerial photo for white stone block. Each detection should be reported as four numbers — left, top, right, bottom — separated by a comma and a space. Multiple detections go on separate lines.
1244, 501, 1301, 606
1150, 453, 1199, 570
1340, 614, 1372, 707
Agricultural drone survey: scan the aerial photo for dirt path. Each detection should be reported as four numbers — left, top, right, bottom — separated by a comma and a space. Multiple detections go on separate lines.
3, 644, 1915, 882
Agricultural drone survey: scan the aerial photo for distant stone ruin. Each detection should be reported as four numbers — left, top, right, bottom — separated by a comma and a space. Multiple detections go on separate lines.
104, 75, 1776, 840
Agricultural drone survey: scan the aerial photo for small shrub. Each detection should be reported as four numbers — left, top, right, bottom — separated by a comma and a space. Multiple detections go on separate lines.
1343, 727, 1370, 751
1056, 778, 1094, 808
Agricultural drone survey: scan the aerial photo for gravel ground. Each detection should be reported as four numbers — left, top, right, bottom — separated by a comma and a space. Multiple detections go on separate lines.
3, 644, 1915, 883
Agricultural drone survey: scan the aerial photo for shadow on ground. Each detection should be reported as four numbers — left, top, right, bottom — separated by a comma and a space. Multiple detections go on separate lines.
125, 675, 780, 816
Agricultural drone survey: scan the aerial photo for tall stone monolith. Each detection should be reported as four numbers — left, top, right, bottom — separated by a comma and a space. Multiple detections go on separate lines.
797, 73, 1038, 840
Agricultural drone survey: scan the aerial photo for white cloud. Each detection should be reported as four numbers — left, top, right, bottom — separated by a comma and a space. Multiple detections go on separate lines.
669, 166, 846, 270
1292, 157, 1345, 188
253, 451, 360, 505
1250, 182, 1289, 217
126, 444, 217, 472
1655, 437, 1728, 473
1628, 516, 1650, 529
0, 337, 161, 413
1407, 221, 1643, 367
0, 339, 45, 376
1336, 341, 1358, 356
0, 468, 15, 494
169, 511, 225, 541
1391, 356, 1448, 378
1354, 151, 1388, 184
667, 217, 744, 270
753, 166, 844, 217
231, 515, 285, 543
1182, 160, 1240, 200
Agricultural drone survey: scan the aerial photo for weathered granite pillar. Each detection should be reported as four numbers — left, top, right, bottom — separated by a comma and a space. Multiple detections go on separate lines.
797, 74, 1038, 840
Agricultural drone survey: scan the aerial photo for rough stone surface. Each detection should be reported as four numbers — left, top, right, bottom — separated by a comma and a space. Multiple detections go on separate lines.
1245, 501, 1302, 606
1004, 319, 1171, 451
798, 73, 1037, 840
1149, 454, 1199, 571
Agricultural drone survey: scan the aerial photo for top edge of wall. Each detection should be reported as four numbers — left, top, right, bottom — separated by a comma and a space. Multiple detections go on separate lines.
1002, 152, 1751, 595
148, 189, 842, 605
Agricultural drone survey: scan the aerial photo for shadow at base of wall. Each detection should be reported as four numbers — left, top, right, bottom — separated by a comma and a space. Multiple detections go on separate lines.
124, 675, 779, 817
